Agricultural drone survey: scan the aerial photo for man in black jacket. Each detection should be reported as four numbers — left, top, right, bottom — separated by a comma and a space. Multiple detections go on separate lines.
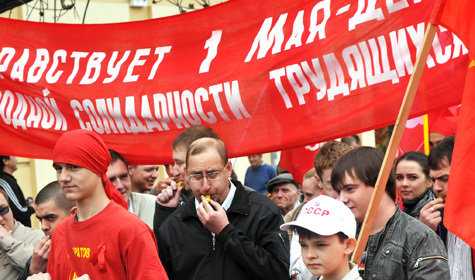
158, 138, 290, 280
0, 156, 35, 227
153, 125, 221, 230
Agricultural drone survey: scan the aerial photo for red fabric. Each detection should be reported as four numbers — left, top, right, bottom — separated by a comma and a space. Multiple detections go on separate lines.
430, 116, 458, 137
279, 143, 320, 185
430, 0, 475, 59
431, 0, 475, 247
398, 116, 425, 155
53, 129, 127, 209
398, 107, 460, 155
47, 202, 168, 279
444, 62, 475, 248
0, 0, 470, 164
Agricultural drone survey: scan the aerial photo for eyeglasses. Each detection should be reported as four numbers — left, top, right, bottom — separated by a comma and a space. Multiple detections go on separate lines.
0, 206, 10, 216
188, 166, 226, 182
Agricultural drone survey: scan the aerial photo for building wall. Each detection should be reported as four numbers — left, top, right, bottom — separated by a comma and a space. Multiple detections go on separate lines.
0, 0, 223, 23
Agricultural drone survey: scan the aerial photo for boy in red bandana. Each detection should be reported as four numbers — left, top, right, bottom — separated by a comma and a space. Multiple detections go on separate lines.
43, 129, 168, 280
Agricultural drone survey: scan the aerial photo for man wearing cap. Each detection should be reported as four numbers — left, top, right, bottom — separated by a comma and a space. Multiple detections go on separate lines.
267, 173, 301, 216
158, 138, 289, 280
44, 129, 168, 280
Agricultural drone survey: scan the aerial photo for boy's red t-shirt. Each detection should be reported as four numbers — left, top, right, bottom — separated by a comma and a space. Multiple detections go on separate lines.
47, 201, 168, 280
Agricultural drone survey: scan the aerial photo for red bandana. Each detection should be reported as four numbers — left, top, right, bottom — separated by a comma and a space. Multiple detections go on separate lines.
53, 129, 128, 209
431, 116, 459, 137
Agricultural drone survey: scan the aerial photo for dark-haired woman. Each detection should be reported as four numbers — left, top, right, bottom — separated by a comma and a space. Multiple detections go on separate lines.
395, 151, 435, 219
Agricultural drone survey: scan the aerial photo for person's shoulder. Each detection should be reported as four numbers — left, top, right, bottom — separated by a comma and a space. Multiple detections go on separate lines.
263, 163, 277, 175
398, 210, 433, 233
284, 203, 303, 223
0, 173, 11, 186
51, 216, 71, 236
15, 221, 44, 237
263, 162, 275, 169
56, 216, 71, 229
393, 210, 442, 243
26, 227, 45, 242
284, 207, 296, 222
109, 201, 144, 220
131, 192, 156, 204
13, 221, 45, 247
110, 205, 155, 234
156, 202, 189, 237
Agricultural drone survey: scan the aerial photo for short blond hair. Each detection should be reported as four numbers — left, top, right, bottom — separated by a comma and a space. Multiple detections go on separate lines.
314, 141, 351, 180
303, 168, 317, 180
186, 138, 228, 167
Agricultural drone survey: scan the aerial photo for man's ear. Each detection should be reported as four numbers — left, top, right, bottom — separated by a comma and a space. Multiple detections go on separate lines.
224, 161, 233, 178
314, 175, 322, 188
345, 237, 357, 255
128, 165, 134, 176
70, 206, 78, 216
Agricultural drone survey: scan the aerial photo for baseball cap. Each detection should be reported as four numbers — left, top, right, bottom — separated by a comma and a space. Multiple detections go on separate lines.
280, 195, 356, 239
266, 173, 299, 193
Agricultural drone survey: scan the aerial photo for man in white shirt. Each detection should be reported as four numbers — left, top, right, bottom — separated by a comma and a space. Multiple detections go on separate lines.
107, 150, 156, 229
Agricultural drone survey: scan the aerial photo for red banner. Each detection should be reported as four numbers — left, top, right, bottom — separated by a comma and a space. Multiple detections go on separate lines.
0, 0, 469, 164
445, 61, 475, 248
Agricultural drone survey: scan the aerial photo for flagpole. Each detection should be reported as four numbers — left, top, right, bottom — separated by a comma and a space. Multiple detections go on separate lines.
351, 22, 439, 265
423, 114, 430, 155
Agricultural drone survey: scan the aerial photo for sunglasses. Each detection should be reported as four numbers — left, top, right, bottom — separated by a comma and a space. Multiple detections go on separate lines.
0, 206, 10, 216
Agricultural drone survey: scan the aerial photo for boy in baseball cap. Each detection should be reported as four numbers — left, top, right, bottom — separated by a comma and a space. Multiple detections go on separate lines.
281, 195, 360, 280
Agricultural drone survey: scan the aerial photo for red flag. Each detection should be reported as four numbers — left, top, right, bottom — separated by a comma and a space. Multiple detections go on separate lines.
430, 0, 475, 58
279, 143, 320, 185
444, 61, 475, 248
430, 0, 475, 248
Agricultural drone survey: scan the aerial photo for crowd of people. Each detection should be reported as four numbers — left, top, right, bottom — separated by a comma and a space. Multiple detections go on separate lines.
0, 117, 470, 280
